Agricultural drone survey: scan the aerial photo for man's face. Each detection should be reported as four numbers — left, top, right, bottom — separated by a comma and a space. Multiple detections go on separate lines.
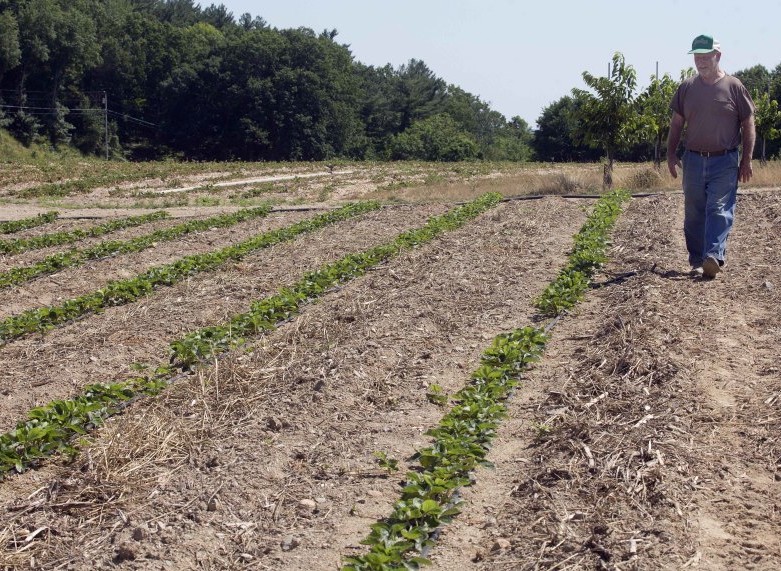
694, 51, 720, 74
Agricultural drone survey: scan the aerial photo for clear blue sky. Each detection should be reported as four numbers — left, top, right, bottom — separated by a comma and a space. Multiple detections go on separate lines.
216, 0, 780, 128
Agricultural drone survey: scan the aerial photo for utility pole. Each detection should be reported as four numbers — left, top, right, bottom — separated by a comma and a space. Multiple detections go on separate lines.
103, 91, 109, 160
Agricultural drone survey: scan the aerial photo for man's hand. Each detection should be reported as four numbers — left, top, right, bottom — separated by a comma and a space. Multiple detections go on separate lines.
739, 159, 753, 183
667, 154, 682, 179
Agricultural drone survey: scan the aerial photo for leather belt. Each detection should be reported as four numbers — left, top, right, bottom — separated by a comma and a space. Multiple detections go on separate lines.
687, 148, 737, 157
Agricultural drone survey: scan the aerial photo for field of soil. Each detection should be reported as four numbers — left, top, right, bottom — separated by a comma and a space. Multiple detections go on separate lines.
0, 164, 779, 570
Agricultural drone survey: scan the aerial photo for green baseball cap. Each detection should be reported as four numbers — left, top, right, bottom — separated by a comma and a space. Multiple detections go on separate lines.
688, 34, 721, 54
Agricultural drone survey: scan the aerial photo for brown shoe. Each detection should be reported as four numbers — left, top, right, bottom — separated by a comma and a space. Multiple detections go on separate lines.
702, 256, 721, 279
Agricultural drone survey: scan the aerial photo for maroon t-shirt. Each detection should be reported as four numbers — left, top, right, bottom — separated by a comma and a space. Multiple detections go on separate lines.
670, 74, 755, 152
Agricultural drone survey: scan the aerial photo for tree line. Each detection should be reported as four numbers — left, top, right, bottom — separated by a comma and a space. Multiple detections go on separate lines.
536, 54, 781, 169
0, 0, 532, 161
1, 0, 780, 164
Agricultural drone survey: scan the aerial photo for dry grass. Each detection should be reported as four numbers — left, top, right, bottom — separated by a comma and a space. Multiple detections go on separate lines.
2, 159, 779, 211
397, 160, 781, 204
489, 270, 697, 569
0, 355, 269, 569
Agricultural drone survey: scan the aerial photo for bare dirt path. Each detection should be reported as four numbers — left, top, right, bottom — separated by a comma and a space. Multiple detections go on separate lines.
429, 192, 781, 570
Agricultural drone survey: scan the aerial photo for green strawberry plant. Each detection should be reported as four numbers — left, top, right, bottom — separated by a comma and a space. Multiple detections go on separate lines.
0, 211, 169, 254
0, 211, 58, 234
345, 189, 630, 570
0, 202, 380, 343
0, 206, 272, 289
0, 194, 502, 477
535, 188, 629, 316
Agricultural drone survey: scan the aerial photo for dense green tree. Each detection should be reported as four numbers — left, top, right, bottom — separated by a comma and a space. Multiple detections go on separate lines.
355, 63, 403, 157
484, 116, 533, 161
153, 0, 201, 26
0, 10, 21, 128
768, 64, 781, 159
443, 86, 509, 158
84, 4, 183, 156
395, 59, 447, 131
532, 95, 600, 162
238, 12, 267, 30
752, 90, 781, 164
202, 3, 234, 29
262, 27, 362, 160
572, 52, 640, 187
389, 113, 478, 161
0, 10, 20, 81
734, 64, 771, 97
771, 63, 781, 103
636, 73, 677, 168
5, 0, 102, 146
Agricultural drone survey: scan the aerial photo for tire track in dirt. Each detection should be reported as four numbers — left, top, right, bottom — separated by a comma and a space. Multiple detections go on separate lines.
0, 204, 445, 433
0, 197, 587, 569
440, 192, 781, 570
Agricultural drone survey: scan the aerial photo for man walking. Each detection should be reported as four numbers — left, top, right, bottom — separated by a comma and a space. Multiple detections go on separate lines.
667, 34, 755, 279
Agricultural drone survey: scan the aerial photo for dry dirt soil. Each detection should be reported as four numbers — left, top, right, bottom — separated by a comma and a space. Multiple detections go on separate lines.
0, 181, 780, 570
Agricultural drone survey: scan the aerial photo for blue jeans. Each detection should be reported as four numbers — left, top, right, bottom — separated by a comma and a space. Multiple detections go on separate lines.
681, 149, 739, 267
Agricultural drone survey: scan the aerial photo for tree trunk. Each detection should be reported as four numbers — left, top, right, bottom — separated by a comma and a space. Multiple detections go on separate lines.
603, 150, 614, 189
653, 133, 662, 170
762, 137, 767, 166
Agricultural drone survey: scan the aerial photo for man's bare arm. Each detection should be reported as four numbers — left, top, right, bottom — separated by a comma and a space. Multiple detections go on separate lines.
740, 115, 755, 183
667, 111, 685, 178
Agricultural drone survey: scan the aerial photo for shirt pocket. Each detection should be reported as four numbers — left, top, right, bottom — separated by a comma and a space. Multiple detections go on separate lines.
713, 98, 736, 116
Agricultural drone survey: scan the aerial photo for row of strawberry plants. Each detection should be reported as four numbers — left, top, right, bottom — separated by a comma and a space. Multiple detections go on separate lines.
344, 188, 631, 570
0, 205, 271, 290
0, 374, 169, 474
0, 202, 380, 344
0, 211, 58, 235
170, 192, 502, 366
0, 211, 169, 255
344, 327, 548, 570
534, 188, 630, 316
0, 193, 502, 476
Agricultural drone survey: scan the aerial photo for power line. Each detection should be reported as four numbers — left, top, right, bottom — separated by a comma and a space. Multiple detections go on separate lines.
107, 109, 158, 128
0, 88, 108, 95
1, 99, 159, 160
1, 104, 103, 111
0, 103, 158, 128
